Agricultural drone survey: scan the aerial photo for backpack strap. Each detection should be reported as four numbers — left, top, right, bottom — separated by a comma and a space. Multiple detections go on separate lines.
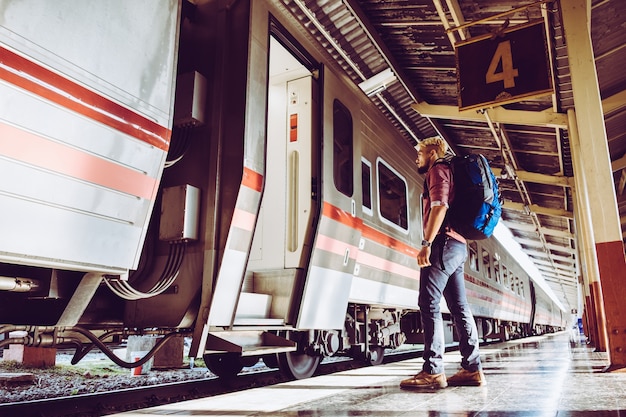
431, 159, 453, 271
422, 158, 450, 199
422, 159, 453, 270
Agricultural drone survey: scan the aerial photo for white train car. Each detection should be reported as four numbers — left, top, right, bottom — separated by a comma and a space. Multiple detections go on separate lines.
0, 1, 180, 325
461, 238, 565, 341
0, 0, 564, 380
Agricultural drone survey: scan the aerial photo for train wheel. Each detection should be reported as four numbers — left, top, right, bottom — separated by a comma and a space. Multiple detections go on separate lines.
367, 346, 385, 366
278, 350, 321, 380
204, 352, 244, 378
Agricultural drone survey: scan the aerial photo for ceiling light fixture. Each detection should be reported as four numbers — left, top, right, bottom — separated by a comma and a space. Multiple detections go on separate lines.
358, 68, 397, 97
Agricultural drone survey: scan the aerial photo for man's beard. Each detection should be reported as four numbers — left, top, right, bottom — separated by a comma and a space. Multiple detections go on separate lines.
417, 165, 428, 174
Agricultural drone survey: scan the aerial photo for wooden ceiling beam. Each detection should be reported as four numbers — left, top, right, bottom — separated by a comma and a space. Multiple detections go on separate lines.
524, 250, 576, 265
602, 89, 626, 117
613, 153, 626, 172
618, 169, 626, 195
412, 101, 568, 129
503, 201, 574, 219
492, 167, 573, 187
503, 220, 575, 240
535, 262, 577, 275
515, 237, 577, 254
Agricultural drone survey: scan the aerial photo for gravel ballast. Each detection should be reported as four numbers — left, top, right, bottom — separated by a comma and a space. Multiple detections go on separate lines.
0, 350, 215, 404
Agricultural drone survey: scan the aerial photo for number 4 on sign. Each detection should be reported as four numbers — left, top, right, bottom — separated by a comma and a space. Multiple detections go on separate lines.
486, 40, 519, 88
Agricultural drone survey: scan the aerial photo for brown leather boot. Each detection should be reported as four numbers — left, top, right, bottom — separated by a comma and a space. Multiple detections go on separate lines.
400, 371, 447, 390
446, 369, 486, 386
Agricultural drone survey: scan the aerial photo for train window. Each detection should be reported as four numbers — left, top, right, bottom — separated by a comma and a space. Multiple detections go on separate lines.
481, 248, 492, 279
376, 158, 408, 231
468, 241, 479, 272
333, 100, 353, 197
511, 276, 517, 292
519, 280, 524, 297
361, 158, 373, 215
502, 265, 509, 288
493, 258, 501, 284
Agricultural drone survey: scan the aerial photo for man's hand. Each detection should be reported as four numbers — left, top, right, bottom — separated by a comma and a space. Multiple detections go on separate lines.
417, 245, 431, 268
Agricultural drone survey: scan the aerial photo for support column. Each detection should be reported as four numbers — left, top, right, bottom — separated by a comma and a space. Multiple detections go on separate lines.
569, 110, 607, 351
583, 294, 595, 344
562, 0, 626, 369
2, 332, 56, 367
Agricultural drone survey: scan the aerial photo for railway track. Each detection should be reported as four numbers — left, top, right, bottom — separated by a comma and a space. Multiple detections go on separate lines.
0, 348, 424, 417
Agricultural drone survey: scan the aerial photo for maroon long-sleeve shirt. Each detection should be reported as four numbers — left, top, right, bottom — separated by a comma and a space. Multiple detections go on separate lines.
423, 162, 466, 244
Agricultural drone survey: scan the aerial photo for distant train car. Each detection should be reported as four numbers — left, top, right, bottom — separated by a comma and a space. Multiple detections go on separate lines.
0, 0, 564, 380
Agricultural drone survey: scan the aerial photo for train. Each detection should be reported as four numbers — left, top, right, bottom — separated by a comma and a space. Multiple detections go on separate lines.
0, 0, 566, 380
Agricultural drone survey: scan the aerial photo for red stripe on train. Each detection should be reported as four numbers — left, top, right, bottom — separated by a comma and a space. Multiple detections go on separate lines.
322, 201, 418, 257
242, 167, 263, 192
0, 45, 170, 151
0, 121, 159, 200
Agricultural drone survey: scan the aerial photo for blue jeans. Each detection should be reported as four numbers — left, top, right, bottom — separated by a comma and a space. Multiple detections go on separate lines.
418, 234, 481, 374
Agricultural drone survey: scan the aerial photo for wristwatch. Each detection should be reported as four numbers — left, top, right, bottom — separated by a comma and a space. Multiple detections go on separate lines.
421, 239, 431, 248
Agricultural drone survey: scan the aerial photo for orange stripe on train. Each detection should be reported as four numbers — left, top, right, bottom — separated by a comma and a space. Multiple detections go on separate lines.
323, 201, 419, 257
242, 167, 263, 192
0, 122, 158, 200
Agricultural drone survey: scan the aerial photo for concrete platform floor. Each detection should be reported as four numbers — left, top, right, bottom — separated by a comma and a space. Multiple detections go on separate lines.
112, 331, 626, 416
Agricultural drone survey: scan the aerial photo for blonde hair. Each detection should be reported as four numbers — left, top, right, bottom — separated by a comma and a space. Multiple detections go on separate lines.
419, 136, 448, 158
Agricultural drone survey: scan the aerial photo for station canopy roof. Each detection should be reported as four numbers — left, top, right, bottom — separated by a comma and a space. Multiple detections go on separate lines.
279, 0, 626, 313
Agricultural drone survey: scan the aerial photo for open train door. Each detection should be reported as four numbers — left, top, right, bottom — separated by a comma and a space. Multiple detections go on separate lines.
200, 32, 321, 379
246, 34, 319, 285
284, 76, 318, 268
239, 34, 321, 379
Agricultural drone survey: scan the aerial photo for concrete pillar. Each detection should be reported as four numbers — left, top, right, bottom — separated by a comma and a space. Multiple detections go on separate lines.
562, 0, 626, 369
126, 335, 156, 375
126, 335, 185, 373
2, 332, 56, 367
153, 335, 184, 369
569, 110, 607, 351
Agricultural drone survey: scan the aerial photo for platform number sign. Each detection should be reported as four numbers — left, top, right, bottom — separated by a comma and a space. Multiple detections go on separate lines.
456, 20, 553, 111
486, 41, 518, 88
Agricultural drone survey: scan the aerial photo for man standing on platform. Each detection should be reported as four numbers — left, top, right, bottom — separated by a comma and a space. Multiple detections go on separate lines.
400, 136, 485, 390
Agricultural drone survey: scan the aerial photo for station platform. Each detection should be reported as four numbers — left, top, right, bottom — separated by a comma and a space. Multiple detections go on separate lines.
112, 331, 626, 417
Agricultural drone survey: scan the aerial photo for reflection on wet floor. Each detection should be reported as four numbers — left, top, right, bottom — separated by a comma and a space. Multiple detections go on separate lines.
112, 332, 626, 417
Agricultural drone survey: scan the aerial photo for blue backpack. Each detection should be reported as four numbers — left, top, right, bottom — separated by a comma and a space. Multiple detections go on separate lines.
429, 154, 502, 240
